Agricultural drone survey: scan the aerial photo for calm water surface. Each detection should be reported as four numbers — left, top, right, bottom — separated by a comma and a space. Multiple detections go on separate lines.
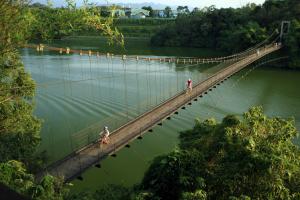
22, 37, 300, 192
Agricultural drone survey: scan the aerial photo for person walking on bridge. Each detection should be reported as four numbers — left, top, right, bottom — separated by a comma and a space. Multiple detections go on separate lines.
100, 126, 110, 145
186, 78, 192, 94
256, 49, 260, 56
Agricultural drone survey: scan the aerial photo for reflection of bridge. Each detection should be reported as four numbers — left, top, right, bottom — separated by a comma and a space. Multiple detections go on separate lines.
30, 40, 282, 181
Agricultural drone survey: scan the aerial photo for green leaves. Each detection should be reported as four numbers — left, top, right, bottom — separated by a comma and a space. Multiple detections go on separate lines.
28, 1, 124, 46
0, 161, 68, 200
140, 106, 300, 199
181, 190, 207, 200
150, 0, 300, 68
0, 1, 42, 170
286, 19, 300, 68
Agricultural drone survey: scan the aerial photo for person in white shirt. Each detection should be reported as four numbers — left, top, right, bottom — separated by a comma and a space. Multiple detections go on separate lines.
100, 126, 110, 145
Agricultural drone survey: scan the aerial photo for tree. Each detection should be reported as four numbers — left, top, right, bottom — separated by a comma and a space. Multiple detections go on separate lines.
164, 6, 172, 18
191, 7, 200, 15
286, 19, 300, 68
0, 160, 68, 200
140, 107, 300, 199
0, 0, 42, 170
142, 6, 153, 17
218, 21, 267, 52
151, 0, 300, 68
177, 6, 190, 16
0, 0, 124, 199
29, 2, 124, 45
30, 2, 47, 8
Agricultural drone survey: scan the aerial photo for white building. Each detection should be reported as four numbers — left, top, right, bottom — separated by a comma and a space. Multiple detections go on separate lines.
130, 8, 150, 19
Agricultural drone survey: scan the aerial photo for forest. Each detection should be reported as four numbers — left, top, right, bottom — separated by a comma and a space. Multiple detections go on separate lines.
151, 0, 300, 68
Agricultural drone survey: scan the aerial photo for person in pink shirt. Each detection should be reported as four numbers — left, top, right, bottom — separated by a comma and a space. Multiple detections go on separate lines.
186, 78, 192, 93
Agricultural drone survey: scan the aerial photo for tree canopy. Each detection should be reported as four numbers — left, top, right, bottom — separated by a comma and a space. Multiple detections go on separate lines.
28, 1, 123, 45
164, 6, 172, 18
0, 160, 68, 200
151, 0, 300, 68
0, 0, 42, 171
142, 6, 154, 17
139, 107, 300, 199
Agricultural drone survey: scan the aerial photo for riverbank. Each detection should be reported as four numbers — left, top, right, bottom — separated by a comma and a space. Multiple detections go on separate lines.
35, 36, 225, 57
74, 18, 175, 38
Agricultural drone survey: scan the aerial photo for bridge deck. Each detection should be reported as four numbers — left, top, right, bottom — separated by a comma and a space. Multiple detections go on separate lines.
40, 45, 281, 182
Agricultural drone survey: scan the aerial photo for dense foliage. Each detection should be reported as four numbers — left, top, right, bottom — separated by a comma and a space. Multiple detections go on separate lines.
138, 107, 300, 199
142, 6, 154, 18
286, 20, 300, 68
113, 18, 174, 37
151, 0, 300, 68
0, 1, 69, 199
28, 1, 124, 44
0, 0, 42, 172
0, 160, 68, 200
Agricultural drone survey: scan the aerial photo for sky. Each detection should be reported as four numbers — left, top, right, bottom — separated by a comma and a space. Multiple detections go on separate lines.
34, 0, 266, 8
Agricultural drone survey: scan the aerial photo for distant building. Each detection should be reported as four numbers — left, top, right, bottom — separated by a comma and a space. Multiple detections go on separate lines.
153, 10, 166, 18
153, 9, 178, 18
130, 8, 150, 19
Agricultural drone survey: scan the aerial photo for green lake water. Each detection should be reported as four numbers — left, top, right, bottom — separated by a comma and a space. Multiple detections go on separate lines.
21, 37, 300, 192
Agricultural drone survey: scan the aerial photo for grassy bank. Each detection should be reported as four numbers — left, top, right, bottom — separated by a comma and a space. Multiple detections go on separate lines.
74, 18, 175, 38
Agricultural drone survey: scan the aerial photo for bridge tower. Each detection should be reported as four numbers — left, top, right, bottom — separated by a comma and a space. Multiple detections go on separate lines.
280, 21, 290, 43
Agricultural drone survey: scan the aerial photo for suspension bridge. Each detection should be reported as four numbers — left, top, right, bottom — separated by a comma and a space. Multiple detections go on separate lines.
24, 31, 285, 182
